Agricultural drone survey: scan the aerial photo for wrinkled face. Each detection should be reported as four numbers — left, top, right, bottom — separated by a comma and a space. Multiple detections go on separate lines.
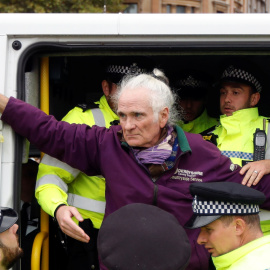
0, 224, 23, 269
179, 98, 205, 122
197, 218, 239, 257
220, 82, 255, 116
117, 88, 168, 148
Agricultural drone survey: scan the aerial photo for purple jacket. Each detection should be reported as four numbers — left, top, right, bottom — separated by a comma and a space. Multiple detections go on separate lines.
3, 97, 270, 270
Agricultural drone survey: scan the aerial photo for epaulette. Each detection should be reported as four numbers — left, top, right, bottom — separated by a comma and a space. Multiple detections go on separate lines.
202, 134, 218, 146
76, 102, 99, 112
200, 125, 217, 136
200, 125, 218, 146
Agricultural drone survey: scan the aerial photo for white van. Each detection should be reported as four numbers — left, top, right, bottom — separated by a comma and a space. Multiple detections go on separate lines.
1, 13, 270, 270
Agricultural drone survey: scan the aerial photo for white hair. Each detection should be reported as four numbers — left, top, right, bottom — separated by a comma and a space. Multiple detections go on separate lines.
113, 69, 179, 126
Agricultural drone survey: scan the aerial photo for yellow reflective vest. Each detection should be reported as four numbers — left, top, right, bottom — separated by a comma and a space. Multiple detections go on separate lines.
177, 109, 218, 134
213, 107, 270, 235
36, 95, 119, 229
212, 235, 270, 270
213, 107, 268, 166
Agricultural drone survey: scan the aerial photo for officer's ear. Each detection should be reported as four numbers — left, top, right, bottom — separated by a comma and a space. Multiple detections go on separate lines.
250, 92, 260, 107
234, 217, 246, 236
102, 80, 110, 97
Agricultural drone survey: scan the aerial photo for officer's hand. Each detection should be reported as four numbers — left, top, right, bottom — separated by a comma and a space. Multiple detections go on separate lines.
240, 160, 270, 187
55, 205, 90, 243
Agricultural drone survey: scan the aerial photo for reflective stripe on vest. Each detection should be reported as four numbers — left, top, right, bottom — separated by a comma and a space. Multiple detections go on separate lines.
67, 193, 105, 214
37, 107, 106, 214
221, 150, 253, 161
91, 108, 106, 127
41, 155, 80, 177
36, 174, 105, 214
221, 119, 269, 161
36, 174, 68, 192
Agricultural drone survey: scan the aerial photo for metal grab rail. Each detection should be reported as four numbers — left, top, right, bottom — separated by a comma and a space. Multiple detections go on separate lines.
31, 57, 50, 270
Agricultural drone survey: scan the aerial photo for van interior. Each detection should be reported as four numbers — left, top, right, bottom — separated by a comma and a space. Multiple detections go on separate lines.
18, 42, 270, 269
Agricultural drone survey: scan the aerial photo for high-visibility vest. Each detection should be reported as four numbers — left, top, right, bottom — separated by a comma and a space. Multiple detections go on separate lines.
35, 95, 119, 229
213, 107, 268, 166
177, 109, 218, 134
213, 107, 270, 235
212, 235, 270, 270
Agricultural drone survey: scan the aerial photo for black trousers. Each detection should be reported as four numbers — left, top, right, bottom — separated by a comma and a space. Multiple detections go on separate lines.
67, 219, 99, 270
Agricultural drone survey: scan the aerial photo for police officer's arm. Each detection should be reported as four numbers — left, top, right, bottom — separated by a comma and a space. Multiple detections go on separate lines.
240, 160, 270, 187
36, 157, 90, 243
55, 205, 89, 243
38, 186, 90, 243
36, 107, 97, 243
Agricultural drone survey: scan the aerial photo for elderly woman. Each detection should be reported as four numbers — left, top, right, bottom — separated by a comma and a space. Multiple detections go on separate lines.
1, 70, 270, 270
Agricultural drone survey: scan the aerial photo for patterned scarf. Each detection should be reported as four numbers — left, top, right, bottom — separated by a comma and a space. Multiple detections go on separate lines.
133, 126, 175, 164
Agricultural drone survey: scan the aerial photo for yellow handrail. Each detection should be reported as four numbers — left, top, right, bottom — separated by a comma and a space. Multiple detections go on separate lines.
31, 57, 50, 270
31, 232, 48, 270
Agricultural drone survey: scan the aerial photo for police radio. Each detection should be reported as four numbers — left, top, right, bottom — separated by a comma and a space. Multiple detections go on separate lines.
253, 128, 267, 161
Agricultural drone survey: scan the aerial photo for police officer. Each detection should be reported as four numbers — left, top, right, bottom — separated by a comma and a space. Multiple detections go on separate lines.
185, 182, 270, 270
209, 61, 270, 236
0, 207, 23, 270
172, 71, 218, 134
212, 62, 270, 187
98, 203, 191, 270
35, 58, 154, 270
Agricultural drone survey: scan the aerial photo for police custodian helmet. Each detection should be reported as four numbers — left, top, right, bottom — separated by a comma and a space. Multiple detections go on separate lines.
218, 59, 263, 93
0, 207, 18, 233
185, 182, 266, 229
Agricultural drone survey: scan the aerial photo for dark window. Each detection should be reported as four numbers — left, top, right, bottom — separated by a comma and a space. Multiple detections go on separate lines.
124, 3, 138, 13
176, 5, 186, 13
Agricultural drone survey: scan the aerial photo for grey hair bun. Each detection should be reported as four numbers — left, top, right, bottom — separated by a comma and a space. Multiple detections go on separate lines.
152, 68, 169, 85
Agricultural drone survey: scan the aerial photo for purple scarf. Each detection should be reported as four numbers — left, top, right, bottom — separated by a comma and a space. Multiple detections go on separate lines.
133, 126, 174, 164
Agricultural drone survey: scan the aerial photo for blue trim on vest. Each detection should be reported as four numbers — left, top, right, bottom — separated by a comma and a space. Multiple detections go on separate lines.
221, 150, 253, 161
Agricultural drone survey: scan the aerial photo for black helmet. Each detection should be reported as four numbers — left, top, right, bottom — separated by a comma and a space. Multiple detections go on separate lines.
0, 207, 18, 233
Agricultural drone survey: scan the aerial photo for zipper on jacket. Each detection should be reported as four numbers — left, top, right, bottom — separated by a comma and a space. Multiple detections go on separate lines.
125, 143, 152, 177
153, 184, 158, 206
126, 145, 160, 205
154, 150, 189, 183
122, 141, 189, 206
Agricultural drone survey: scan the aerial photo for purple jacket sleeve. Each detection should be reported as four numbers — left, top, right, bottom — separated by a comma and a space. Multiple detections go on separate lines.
185, 133, 270, 210
211, 141, 270, 210
2, 97, 102, 176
